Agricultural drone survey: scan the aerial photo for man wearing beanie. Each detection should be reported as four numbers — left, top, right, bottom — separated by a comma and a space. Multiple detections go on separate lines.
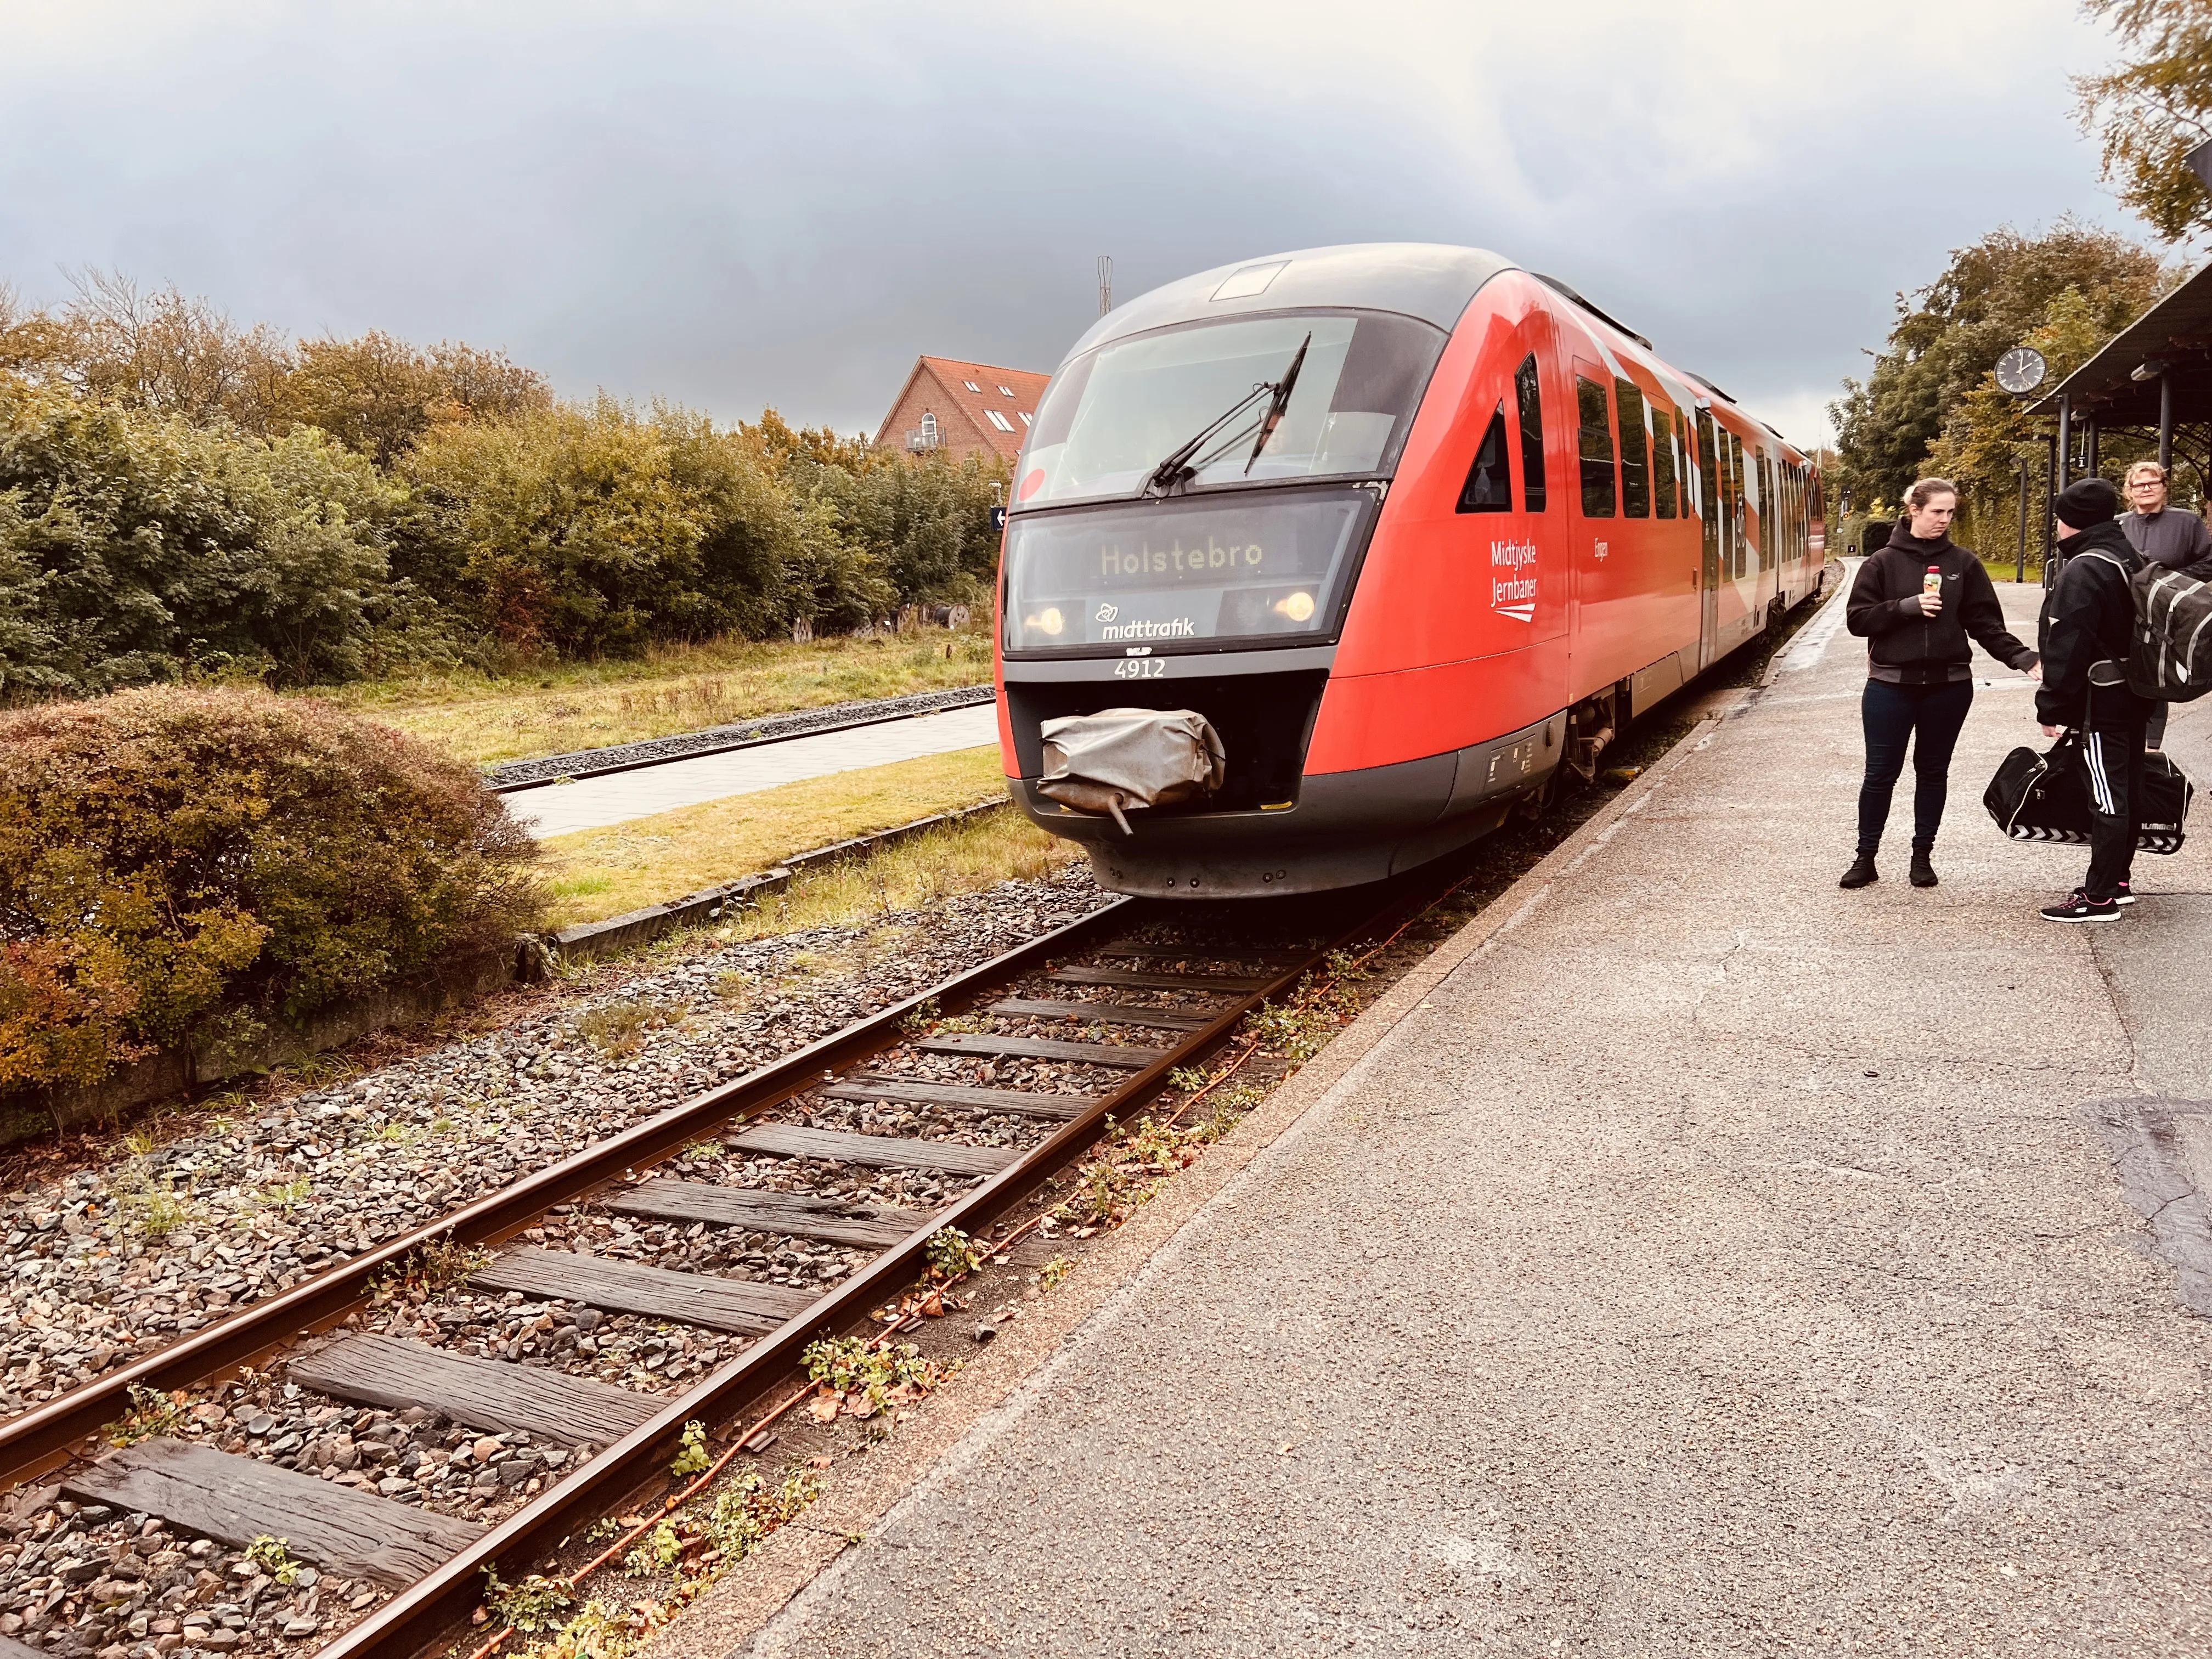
2036, 476, 2147, 922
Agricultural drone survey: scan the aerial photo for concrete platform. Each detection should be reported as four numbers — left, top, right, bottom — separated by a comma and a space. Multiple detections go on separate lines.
509, 703, 1001, 837
733, 578, 2212, 1655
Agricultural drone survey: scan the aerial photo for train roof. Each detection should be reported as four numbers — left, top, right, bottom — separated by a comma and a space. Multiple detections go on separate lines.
1063, 242, 1818, 466
1063, 242, 1514, 361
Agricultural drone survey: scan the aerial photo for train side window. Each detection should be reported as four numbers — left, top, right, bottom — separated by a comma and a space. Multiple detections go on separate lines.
1614, 379, 1650, 518
1649, 407, 1678, 519
1760, 452, 1775, 571
1457, 403, 1512, 513
1729, 432, 1747, 578
1514, 353, 1546, 512
1576, 375, 1615, 517
1695, 407, 1719, 564
1761, 453, 1776, 569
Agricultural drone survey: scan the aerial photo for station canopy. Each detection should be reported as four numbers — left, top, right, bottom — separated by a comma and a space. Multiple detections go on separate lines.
2032, 259, 2212, 426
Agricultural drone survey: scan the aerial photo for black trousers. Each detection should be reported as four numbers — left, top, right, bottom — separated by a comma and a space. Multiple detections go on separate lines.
1857, 678, 1974, 856
2082, 718, 2148, 899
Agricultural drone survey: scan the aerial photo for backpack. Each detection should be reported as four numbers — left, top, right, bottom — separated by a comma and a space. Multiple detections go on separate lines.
2128, 563, 2212, 702
2065, 546, 2212, 702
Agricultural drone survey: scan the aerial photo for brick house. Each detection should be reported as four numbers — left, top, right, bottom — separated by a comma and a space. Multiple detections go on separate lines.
873, 356, 1049, 464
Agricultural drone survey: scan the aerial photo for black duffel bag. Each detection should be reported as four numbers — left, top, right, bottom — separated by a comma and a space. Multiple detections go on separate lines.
1985, 732, 2193, 853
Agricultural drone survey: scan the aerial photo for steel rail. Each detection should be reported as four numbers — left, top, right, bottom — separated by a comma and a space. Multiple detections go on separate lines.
321, 874, 1446, 1659
0, 896, 1136, 1486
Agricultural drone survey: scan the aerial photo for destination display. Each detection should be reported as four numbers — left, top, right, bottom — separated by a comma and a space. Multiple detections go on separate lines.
1001, 489, 1373, 653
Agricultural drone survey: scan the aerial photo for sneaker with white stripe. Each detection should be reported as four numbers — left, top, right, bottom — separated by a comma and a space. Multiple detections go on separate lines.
2041, 890, 2123, 923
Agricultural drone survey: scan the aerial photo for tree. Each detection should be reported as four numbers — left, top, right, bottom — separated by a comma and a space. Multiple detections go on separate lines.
1830, 222, 2170, 519
750, 410, 1006, 611
1923, 289, 2135, 544
281, 332, 552, 467
2076, 0, 2212, 241
2, 269, 295, 433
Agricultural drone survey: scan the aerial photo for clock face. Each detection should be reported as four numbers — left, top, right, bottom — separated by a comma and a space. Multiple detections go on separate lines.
1995, 346, 2047, 395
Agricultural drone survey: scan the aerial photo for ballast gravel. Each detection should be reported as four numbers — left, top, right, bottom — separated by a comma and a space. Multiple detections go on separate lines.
0, 1493, 380, 1659
0, 865, 1104, 1421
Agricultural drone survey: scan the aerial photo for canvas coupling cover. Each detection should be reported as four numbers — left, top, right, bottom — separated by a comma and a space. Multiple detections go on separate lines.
1037, 707, 1228, 834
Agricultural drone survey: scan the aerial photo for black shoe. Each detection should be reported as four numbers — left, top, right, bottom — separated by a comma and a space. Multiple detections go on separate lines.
2113, 879, 2136, 906
2040, 890, 2121, 923
1839, 854, 1878, 889
1909, 853, 1938, 888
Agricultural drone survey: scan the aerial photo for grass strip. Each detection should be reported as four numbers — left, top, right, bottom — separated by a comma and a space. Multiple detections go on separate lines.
313, 629, 994, 769
534, 745, 1076, 929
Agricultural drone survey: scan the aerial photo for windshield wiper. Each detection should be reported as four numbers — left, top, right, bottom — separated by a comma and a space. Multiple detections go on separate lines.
1142, 333, 1313, 496
1245, 333, 1310, 475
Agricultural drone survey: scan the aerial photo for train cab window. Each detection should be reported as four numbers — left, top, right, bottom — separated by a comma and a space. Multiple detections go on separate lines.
1457, 403, 1512, 513
1514, 354, 1546, 511
1614, 380, 1650, 518
1575, 375, 1615, 517
1016, 310, 1449, 505
1649, 407, 1678, 519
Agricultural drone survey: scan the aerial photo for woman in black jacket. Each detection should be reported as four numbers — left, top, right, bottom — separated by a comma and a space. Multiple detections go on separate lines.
1841, 477, 2039, 889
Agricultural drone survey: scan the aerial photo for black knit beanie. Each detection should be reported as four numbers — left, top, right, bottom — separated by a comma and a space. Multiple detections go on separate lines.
2055, 477, 2120, 528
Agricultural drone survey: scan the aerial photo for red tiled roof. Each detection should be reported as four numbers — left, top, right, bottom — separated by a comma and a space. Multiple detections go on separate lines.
876, 356, 1051, 461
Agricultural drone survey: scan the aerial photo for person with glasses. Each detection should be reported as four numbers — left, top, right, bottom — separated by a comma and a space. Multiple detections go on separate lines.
2118, 461, 2211, 753
2119, 461, 2212, 579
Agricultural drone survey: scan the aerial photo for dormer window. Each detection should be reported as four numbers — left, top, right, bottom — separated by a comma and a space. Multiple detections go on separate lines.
985, 410, 1015, 432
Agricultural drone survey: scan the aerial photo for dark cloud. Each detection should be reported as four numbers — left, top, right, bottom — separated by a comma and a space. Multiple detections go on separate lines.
0, 0, 2145, 447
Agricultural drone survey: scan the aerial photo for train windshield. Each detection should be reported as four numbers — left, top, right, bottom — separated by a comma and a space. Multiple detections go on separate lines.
1014, 311, 1445, 508
1000, 486, 1378, 654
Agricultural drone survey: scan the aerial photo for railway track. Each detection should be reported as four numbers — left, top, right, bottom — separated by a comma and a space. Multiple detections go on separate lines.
0, 877, 1437, 1659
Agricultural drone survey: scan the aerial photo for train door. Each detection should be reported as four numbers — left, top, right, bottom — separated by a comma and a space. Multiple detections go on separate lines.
1568, 359, 1616, 689
1695, 404, 1722, 669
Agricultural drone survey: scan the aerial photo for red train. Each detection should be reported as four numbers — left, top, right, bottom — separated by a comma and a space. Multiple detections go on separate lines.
993, 243, 1827, 896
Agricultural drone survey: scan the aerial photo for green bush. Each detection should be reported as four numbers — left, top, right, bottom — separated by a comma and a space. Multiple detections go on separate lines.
0, 375, 407, 698
392, 397, 896, 656
0, 686, 541, 1090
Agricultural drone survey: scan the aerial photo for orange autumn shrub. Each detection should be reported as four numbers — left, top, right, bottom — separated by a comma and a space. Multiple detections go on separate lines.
0, 687, 541, 1090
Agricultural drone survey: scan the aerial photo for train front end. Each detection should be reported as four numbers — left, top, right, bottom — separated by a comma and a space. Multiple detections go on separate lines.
996, 244, 1530, 899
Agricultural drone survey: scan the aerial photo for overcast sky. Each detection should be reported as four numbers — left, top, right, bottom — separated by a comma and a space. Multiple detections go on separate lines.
0, 0, 2162, 449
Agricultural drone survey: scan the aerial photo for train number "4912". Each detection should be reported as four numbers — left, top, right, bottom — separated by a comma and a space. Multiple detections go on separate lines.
1114, 658, 1167, 679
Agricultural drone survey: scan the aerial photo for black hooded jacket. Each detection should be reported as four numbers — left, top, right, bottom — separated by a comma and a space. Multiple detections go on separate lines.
2036, 518, 2144, 730
1846, 521, 2038, 684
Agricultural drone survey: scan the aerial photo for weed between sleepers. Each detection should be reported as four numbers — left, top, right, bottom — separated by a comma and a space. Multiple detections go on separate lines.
246, 1534, 304, 1587
101, 1381, 188, 1447
373, 1236, 492, 1302
459, 1380, 828, 1659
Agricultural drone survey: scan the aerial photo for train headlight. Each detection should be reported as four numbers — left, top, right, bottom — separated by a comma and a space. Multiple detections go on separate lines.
1273, 591, 1316, 622
1026, 606, 1064, 636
